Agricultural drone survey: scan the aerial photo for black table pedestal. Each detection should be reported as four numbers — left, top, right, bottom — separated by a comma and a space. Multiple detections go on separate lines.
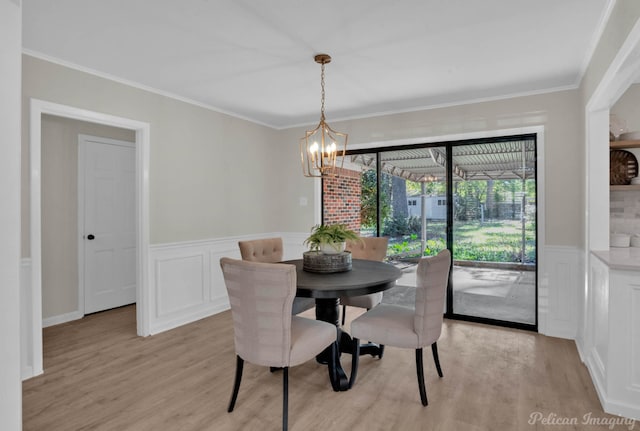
315, 297, 383, 391
285, 258, 401, 392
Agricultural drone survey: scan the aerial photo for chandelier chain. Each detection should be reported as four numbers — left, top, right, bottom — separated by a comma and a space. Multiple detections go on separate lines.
320, 62, 326, 121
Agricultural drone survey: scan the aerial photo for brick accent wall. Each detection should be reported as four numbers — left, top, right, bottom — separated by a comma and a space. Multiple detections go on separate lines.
323, 167, 361, 232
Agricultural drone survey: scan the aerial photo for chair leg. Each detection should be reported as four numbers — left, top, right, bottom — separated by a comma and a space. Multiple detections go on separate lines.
431, 342, 443, 378
415, 348, 428, 406
349, 337, 361, 389
282, 367, 289, 431
228, 355, 244, 412
341, 305, 347, 326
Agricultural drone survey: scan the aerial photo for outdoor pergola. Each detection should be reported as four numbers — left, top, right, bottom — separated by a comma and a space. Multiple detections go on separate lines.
344, 139, 536, 263
348, 139, 536, 182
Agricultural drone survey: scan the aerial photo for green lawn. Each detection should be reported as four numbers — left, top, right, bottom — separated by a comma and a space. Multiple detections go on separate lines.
386, 220, 536, 264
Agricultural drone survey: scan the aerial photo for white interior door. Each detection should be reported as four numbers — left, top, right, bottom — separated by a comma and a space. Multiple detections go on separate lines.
80, 136, 136, 314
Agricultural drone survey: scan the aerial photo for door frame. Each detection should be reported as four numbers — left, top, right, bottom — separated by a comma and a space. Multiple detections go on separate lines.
77, 134, 136, 315
582, 18, 640, 348
444, 135, 538, 330
29, 99, 151, 377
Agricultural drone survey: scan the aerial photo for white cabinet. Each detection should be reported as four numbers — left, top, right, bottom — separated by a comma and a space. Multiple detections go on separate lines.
584, 252, 640, 420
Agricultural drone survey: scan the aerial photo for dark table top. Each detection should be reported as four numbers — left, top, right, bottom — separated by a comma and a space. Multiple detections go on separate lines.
282, 259, 402, 299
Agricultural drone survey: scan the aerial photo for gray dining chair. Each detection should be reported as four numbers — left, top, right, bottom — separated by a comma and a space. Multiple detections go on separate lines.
238, 237, 315, 315
349, 249, 451, 405
220, 258, 338, 431
340, 237, 389, 326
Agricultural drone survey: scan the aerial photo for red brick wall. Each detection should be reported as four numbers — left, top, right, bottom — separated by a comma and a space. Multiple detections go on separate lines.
323, 167, 361, 232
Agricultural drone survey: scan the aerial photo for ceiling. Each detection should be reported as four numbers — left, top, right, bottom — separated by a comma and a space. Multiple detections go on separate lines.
22, 0, 611, 129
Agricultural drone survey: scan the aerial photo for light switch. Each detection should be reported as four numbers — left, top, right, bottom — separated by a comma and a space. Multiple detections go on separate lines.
299, 197, 308, 206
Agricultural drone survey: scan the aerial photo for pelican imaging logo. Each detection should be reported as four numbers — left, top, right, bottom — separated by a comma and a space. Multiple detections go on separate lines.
528, 412, 636, 429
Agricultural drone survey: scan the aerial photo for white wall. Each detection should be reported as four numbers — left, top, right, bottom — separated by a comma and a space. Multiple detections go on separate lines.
0, 0, 23, 429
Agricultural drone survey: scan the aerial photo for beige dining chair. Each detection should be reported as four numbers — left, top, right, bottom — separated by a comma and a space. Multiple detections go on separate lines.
238, 237, 315, 315
220, 258, 338, 431
349, 249, 451, 405
340, 237, 389, 326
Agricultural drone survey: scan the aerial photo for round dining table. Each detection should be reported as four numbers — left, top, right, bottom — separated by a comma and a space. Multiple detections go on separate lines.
283, 258, 402, 391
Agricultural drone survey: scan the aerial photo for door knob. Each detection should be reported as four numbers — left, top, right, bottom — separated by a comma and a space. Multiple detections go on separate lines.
87, 234, 95, 240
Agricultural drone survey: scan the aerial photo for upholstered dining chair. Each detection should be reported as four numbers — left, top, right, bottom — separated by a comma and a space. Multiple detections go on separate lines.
220, 258, 338, 431
238, 237, 315, 315
349, 249, 451, 405
340, 236, 389, 326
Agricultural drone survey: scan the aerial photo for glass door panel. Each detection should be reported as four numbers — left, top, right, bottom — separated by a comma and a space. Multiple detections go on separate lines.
450, 140, 537, 325
378, 147, 448, 261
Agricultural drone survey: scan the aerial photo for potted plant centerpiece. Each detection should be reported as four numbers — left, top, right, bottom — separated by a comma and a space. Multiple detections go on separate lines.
304, 224, 360, 254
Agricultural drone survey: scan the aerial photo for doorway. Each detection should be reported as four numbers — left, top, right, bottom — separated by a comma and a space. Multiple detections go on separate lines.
322, 134, 538, 330
27, 99, 150, 378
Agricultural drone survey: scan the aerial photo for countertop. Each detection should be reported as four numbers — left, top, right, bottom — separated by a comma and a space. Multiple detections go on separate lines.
592, 247, 640, 270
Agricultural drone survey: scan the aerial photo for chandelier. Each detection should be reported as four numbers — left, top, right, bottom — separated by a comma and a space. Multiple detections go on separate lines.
300, 54, 348, 178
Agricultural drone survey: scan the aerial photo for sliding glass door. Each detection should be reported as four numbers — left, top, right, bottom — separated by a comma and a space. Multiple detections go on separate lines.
322, 135, 537, 330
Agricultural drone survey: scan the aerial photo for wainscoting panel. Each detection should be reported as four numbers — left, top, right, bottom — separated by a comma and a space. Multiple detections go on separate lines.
148, 232, 306, 335
155, 253, 207, 317
540, 246, 581, 339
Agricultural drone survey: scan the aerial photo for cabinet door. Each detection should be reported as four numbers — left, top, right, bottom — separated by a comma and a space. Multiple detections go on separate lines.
608, 271, 640, 409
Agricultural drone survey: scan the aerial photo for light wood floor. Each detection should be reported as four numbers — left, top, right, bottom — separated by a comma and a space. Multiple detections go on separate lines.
23, 306, 636, 431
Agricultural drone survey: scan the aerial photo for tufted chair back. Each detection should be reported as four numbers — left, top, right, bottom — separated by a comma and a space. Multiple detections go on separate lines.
238, 237, 283, 263
346, 237, 389, 262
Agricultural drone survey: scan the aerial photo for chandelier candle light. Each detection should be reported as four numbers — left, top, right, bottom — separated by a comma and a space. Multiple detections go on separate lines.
300, 54, 348, 178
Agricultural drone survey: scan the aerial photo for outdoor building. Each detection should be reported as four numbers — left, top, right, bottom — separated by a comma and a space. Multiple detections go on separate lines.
407, 195, 447, 220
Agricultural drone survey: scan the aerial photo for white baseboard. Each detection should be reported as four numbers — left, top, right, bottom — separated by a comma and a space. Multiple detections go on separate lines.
149, 297, 230, 335
43, 311, 84, 328
586, 350, 640, 420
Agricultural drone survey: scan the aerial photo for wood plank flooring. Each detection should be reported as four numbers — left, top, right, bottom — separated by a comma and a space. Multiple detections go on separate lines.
23, 306, 637, 430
